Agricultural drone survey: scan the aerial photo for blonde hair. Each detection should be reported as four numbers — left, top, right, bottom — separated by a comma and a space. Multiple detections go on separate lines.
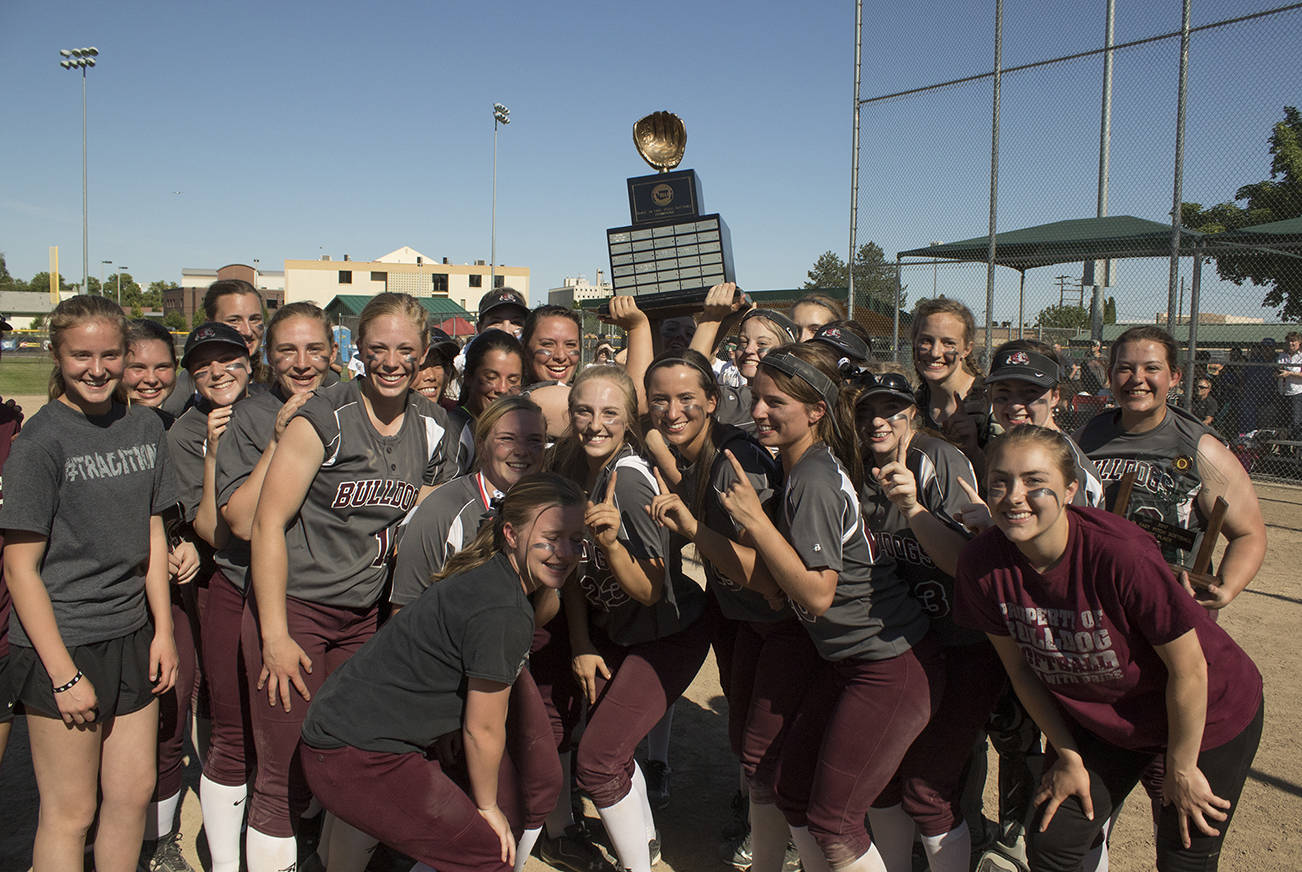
48, 295, 129, 401
433, 473, 586, 583
357, 292, 429, 349
472, 395, 546, 473
546, 364, 644, 486
911, 296, 981, 377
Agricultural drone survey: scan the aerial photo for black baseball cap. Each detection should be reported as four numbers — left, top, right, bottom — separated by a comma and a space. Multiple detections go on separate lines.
740, 308, 800, 344
182, 322, 250, 370
988, 349, 1059, 390
809, 323, 870, 363
0, 316, 13, 332
422, 327, 459, 365
854, 370, 916, 406
478, 288, 529, 322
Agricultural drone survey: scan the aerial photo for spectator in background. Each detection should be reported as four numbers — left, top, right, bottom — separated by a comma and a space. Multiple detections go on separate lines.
1213, 347, 1246, 435
1081, 340, 1108, 396
1276, 331, 1302, 439
1191, 377, 1220, 429
1242, 339, 1278, 433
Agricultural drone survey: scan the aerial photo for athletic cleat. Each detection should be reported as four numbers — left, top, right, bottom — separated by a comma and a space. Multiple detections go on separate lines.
643, 760, 671, 810
538, 824, 620, 872
974, 843, 1030, 872
139, 831, 196, 872
722, 789, 750, 840
722, 832, 801, 872
649, 829, 662, 866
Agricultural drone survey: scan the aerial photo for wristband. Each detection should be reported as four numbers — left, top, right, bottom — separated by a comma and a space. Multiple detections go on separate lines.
53, 670, 84, 694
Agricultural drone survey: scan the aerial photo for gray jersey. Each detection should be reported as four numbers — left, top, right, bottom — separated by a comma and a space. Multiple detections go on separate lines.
577, 447, 705, 647
0, 402, 177, 647
283, 380, 451, 608
1074, 405, 1217, 567
861, 433, 981, 647
212, 388, 288, 589
714, 384, 756, 435
674, 425, 785, 623
1064, 433, 1106, 508
445, 404, 477, 474
780, 442, 928, 662
167, 405, 209, 523
390, 472, 500, 606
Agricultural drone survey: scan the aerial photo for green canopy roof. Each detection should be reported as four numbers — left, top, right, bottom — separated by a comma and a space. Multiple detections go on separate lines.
324, 294, 470, 319
898, 215, 1204, 270
1217, 215, 1302, 248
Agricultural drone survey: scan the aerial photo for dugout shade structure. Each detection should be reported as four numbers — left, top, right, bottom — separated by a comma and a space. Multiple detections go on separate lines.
895, 214, 1302, 413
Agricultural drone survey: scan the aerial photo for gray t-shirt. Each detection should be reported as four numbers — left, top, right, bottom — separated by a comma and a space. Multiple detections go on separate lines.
577, 447, 705, 647
779, 442, 928, 662
714, 384, 756, 435
860, 433, 981, 647
283, 380, 452, 608
212, 388, 287, 589
301, 551, 533, 754
675, 425, 786, 623
390, 472, 500, 606
0, 401, 177, 646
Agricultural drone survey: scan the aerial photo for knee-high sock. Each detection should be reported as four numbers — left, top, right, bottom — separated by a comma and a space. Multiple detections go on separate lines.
200, 777, 248, 872
515, 826, 543, 872
789, 825, 834, 872
630, 760, 658, 840
920, 822, 970, 872
749, 801, 790, 872
545, 751, 575, 839
326, 816, 378, 872
645, 704, 674, 764
838, 844, 889, 872
865, 804, 915, 872
246, 827, 297, 872
144, 789, 183, 840
1083, 813, 1115, 872
597, 791, 653, 872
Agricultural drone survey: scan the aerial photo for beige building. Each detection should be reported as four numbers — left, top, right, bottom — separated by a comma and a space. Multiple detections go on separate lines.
548, 271, 612, 308
167, 263, 286, 324
284, 247, 529, 313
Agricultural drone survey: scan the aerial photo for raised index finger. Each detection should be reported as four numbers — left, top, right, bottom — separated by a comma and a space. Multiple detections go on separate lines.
956, 476, 983, 503
653, 467, 669, 496
603, 469, 619, 505
895, 431, 910, 466
724, 449, 749, 484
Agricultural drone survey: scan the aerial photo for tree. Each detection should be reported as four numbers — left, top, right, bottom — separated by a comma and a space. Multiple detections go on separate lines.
802, 241, 905, 311
0, 254, 26, 293
1036, 304, 1090, 330
1103, 296, 1117, 325
1183, 106, 1302, 317
163, 311, 187, 331
27, 272, 74, 297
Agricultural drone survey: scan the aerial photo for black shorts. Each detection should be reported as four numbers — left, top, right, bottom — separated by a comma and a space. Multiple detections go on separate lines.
0, 653, 12, 724
10, 623, 157, 720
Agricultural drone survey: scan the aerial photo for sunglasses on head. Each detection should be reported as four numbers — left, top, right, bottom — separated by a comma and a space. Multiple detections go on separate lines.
849, 370, 914, 396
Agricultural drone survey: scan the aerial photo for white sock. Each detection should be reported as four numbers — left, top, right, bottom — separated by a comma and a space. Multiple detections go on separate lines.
597, 790, 653, 872
326, 816, 377, 872
789, 825, 834, 872
865, 804, 914, 872
920, 822, 970, 872
515, 826, 543, 872
318, 813, 336, 866
839, 844, 889, 872
749, 801, 790, 872
200, 777, 249, 872
630, 760, 658, 840
545, 752, 576, 839
144, 789, 183, 840
646, 705, 674, 764
246, 826, 297, 872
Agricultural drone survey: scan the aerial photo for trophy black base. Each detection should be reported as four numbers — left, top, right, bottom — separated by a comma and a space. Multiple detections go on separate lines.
627, 170, 704, 225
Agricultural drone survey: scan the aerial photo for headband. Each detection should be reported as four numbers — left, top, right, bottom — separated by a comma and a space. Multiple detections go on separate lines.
741, 308, 800, 344
760, 350, 839, 410
647, 355, 717, 391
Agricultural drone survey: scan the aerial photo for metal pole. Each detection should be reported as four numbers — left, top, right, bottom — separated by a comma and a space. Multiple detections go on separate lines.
1018, 271, 1026, 338
985, 0, 1003, 367
847, 0, 863, 319
892, 256, 901, 362
1166, 0, 1192, 332
1090, 0, 1115, 342
1185, 241, 1203, 412
490, 119, 498, 293
117, 268, 122, 304
81, 67, 88, 295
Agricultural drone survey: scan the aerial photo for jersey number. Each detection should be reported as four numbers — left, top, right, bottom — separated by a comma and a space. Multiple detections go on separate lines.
371, 527, 395, 569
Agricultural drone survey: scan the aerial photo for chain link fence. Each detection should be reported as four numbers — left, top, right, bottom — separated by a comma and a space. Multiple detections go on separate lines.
847, 1, 1302, 481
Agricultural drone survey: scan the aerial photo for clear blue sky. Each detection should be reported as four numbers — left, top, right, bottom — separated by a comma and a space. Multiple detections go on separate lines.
1, 0, 1297, 321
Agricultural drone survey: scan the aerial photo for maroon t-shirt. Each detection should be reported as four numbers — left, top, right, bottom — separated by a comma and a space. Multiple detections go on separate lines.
0, 399, 25, 658
955, 506, 1261, 752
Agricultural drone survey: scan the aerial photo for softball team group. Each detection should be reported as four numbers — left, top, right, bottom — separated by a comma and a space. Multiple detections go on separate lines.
0, 280, 1266, 872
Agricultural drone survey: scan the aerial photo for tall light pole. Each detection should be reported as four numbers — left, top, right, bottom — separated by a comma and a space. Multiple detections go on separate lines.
60, 47, 98, 294
101, 259, 113, 297
930, 241, 942, 298
490, 102, 510, 293
117, 266, 128, 305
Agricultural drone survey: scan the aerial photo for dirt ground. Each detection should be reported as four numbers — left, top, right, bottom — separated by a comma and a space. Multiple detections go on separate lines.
1, 389, 1299, 872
